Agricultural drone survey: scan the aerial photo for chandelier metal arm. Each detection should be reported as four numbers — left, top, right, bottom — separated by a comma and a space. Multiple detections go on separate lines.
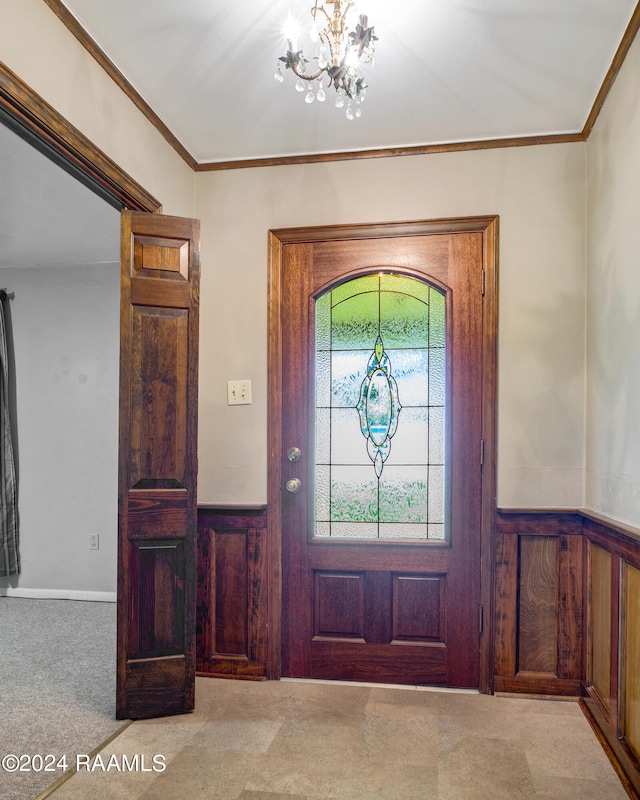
289, 62, 325, 82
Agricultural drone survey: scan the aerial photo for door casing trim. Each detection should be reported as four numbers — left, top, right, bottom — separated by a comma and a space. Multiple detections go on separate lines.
267, 217, 498, 692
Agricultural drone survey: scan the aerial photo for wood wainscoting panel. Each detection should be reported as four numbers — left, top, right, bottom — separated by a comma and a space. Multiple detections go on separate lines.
518, 536, 557, 673
622, 561, 640, 762
494, 510, 583, 696
196, 506, 268, 679
581, 511, 640, 798
589, 543, 612, 713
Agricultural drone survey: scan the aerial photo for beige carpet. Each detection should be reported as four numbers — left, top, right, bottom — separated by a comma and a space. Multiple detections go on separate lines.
0, 597, 125, 800
46, 677, 626, 800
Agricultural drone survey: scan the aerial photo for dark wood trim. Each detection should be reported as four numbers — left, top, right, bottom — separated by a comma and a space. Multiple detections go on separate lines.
581, 510, 640, 569
582, 1, 640, 138
267, 230, 284, 680
196, 133, 585, 172
0, 59, 161, 213
269, 216, 499, 691
495, 675, 583, 696
479, 216, 499, 695
41, 0, 197, 170
496, 508, 583, 536
581, 697, 640, 800
198, 505, 268, 516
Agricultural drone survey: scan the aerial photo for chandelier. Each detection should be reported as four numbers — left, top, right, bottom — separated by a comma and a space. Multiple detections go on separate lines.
274, 1, 377, 119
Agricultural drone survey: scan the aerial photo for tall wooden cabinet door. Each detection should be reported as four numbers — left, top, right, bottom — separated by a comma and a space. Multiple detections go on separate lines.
116, 210, 200, 720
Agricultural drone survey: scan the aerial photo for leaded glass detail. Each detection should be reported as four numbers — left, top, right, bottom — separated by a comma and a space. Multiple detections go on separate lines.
314, 273, 447, 541
356, 336, 401, 477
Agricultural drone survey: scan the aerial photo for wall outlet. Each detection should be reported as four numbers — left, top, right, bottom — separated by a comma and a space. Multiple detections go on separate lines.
227, 379, 252, 405
89, 534, 100, 550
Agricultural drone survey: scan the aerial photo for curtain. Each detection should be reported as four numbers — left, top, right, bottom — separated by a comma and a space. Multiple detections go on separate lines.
0, 294, 19, 576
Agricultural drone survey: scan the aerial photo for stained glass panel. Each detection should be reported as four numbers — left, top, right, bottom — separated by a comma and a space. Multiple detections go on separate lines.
314, 273, 447, 541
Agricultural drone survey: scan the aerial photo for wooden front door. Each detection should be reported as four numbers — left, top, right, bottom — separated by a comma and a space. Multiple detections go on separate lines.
271, 219, 497, 689
116, 210, 200, 719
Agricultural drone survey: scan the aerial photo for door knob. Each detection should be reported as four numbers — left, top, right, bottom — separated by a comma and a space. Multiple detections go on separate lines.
285, 478, 302, 493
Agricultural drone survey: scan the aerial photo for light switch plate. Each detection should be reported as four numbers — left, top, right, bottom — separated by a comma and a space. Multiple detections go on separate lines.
227, 379, 252, 405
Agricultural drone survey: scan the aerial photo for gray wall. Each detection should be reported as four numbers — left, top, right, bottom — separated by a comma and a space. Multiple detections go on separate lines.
0, 263, 120, 597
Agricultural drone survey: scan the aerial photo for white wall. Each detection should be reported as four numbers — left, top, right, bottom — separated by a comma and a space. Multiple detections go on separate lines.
195, 143, 587, 509
1, 0, 604, 519
0, 263, 120, 597
586, 27, 640, 527
1, 0, 196, 218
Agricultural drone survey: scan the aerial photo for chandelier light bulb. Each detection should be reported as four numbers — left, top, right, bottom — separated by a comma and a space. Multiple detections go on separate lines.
276, 1, 377, 118
283, 14, 300, 47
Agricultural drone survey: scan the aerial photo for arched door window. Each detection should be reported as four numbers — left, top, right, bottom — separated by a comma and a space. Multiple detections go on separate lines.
314, 273, 447, 541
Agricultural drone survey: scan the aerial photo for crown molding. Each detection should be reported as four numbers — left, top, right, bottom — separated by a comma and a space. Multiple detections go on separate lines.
41, 0, 640, 172
42, 0, 197, 170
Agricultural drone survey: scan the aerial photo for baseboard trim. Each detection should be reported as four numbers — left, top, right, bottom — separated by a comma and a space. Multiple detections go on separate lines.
0, 587, 116, 602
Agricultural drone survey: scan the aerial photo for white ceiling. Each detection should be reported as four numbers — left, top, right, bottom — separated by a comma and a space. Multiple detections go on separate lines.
58, 0, 638, 165
1, 0, 637, 270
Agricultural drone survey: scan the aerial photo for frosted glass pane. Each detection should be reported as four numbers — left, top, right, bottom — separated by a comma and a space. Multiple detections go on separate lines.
331, 466, 378, 522
316, 291, 331, 349
332, 350, 367, 407
379, 523, 429, 540
332, 292, 378, 350
429, 288, 445, 347
332, 408, 368, 466
315, 464, 330, 521
314, 273, 449, 542
428, 524, 445, 540
428, 406, 445, 464
316, 407, 330, 464
381, 274, 431, 304
388, 406, 428, 465
316, 350, 331, 407
429, 348, 445, 406
331, 522, 379, 538
428, 465, 445, 523
393, 350, 429, 406
380, 292, 429, 349
379, 466, 428, 523
332, 275, 378, 306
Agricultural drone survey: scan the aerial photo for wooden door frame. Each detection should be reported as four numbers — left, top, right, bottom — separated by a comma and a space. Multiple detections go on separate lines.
268, 217, 498, 693
0, 60, 160, 213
